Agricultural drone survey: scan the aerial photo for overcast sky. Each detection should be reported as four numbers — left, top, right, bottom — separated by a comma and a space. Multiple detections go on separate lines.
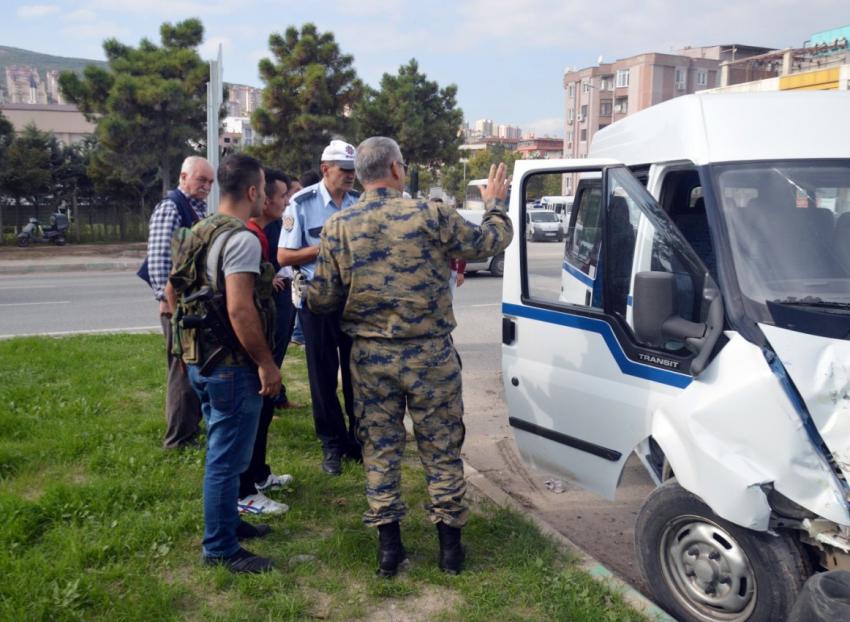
3, 1, 846, 136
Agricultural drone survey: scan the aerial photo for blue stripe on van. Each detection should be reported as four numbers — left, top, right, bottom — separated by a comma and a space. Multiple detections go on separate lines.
502, 302, 692, 389
562, 261, 595, 287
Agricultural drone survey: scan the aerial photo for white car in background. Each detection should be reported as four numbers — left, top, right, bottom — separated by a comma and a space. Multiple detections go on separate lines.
456, 207, 505, 276
525, 209, 563, 242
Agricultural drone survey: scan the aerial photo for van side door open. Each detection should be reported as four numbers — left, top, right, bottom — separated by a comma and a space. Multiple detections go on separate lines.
503, 160, 720, 499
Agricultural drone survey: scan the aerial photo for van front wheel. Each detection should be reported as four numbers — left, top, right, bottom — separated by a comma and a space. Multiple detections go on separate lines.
636, 480, 810, 622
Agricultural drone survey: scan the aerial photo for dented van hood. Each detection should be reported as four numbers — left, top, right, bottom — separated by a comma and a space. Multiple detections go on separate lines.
761, 324, 850, 481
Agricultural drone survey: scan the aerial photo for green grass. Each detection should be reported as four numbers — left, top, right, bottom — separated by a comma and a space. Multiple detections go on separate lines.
0, 334, 645, 621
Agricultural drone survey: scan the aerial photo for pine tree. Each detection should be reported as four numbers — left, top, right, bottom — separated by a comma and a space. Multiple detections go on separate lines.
250, 24, 362, 174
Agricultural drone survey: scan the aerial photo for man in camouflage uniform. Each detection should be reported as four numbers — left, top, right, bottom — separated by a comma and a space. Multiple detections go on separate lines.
307, 136, 512, 576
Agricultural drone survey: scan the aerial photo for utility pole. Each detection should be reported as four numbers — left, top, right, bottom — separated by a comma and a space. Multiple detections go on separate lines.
206, 45, 223, 214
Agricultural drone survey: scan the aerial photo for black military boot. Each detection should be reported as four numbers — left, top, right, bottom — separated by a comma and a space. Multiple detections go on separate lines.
436, 522, 464, 574
376, 522, 406, 578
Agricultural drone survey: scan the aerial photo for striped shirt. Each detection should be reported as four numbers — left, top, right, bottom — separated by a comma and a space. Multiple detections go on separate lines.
146, 189, 207, 300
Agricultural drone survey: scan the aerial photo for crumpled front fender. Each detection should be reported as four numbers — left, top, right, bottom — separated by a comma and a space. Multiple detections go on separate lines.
651, 333, 850, 531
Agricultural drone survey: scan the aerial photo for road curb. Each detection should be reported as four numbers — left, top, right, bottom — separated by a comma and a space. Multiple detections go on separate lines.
465, 465, 676, 622
0, 261, 139, 275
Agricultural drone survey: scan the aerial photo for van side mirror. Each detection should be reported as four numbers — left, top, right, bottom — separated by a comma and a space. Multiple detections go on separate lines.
633, 272, 705, 345
633, 271, 724, 376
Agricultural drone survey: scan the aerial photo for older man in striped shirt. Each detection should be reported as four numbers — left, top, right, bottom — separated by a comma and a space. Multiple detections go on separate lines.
145, 155, 214, 449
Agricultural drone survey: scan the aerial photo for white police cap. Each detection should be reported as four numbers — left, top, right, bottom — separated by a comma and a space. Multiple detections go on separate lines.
321, 139, 356, 169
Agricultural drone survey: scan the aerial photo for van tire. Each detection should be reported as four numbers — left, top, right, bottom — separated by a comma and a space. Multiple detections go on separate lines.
635, 480, 810, 622
489, 253, 505, 277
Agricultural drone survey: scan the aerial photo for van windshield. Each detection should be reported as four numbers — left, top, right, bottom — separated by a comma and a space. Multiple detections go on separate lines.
529, 211, 559, 222
712, 160, 850, 312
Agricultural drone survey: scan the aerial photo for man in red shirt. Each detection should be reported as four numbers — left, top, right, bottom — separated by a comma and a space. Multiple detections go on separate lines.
238, 168, 296, 516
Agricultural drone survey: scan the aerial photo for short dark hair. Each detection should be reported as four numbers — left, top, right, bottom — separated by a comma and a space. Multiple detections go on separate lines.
263, 167, 290, 200
217, 154, 263, 199
299, 169, 321, 188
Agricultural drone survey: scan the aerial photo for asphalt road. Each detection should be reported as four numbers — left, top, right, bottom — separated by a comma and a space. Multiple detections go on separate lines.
0, 243, 652, 593
0, 271, 158, 338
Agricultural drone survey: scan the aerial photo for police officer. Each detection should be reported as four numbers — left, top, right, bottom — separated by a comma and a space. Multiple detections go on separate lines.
307, 137, 512, 576
277, 140, 361, 475
167, 154, 280, 574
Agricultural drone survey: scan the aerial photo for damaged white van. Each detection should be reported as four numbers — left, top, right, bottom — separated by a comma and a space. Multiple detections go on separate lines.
502, 92, 850, 622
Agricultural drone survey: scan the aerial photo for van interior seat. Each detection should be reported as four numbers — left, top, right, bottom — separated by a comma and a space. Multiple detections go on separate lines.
672, 197, 717, 282
739, 199, 838, 280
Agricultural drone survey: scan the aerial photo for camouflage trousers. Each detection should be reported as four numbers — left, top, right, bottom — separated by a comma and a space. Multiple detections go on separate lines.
350, 335, 468, 528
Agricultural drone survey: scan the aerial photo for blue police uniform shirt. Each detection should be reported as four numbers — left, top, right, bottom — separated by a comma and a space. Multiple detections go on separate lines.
279, 181, 359, 280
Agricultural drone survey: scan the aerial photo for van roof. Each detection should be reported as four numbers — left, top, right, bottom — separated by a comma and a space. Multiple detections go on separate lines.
590, 92, 850, 166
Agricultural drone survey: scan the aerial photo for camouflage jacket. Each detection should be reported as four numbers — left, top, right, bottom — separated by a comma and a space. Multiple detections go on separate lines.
307, 187, 513, 339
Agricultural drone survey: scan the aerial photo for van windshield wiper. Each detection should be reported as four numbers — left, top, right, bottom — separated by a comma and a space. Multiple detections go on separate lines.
772, 297, 850, 310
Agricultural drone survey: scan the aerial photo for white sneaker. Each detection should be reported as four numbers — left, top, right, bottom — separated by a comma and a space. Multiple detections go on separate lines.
255, 473, 293, 492
238, 493, 289, 515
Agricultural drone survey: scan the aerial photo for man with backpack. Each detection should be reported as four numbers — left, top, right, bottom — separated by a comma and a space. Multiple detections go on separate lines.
143, 155, 214, 449
166, 154, 281, 573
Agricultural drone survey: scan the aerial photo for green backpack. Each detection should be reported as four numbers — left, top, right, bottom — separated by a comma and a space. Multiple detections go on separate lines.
169, 214, 275, 372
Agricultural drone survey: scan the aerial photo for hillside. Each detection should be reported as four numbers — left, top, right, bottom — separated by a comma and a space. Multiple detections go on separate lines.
0, 45, 106, 76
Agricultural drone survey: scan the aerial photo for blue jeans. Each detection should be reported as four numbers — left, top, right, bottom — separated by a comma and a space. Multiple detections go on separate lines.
271, 284, 297, 407
188, 364, 262, 558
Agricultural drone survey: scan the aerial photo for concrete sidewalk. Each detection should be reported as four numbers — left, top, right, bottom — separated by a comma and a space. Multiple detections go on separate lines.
0, 243, 145, 275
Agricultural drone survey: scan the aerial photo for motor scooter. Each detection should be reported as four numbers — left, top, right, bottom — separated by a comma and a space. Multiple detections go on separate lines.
16, 212, 70, 247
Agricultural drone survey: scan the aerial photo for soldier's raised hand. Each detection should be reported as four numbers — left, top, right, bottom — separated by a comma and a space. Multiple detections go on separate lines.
480, 163, 509, 203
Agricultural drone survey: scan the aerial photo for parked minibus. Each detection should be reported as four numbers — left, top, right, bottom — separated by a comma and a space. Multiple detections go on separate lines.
502, 92, 850, 622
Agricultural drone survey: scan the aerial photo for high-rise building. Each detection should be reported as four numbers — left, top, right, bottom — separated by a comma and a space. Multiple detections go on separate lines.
497, 124, 522, 139
4, 65, 48, 105
45, 70, 65, 105
474, 118, 493, 137
225, 84, 263, 117
562, 44, 773, 193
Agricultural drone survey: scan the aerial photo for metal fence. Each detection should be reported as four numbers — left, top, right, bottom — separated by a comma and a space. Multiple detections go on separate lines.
0, 199, 151, 244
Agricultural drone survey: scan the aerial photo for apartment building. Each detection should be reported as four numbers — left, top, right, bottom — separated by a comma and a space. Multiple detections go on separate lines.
562, 44, 772, 192
474, 118, 493, 137
516, 137, 563, 159
497, 124, 522, 139
225, 83, 262, 117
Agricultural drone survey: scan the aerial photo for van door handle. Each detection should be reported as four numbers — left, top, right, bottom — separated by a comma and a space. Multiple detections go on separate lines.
502, 317, 516, 345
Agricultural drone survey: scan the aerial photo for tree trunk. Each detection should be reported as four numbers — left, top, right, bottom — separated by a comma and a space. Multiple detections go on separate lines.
0, 199, 4, 245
